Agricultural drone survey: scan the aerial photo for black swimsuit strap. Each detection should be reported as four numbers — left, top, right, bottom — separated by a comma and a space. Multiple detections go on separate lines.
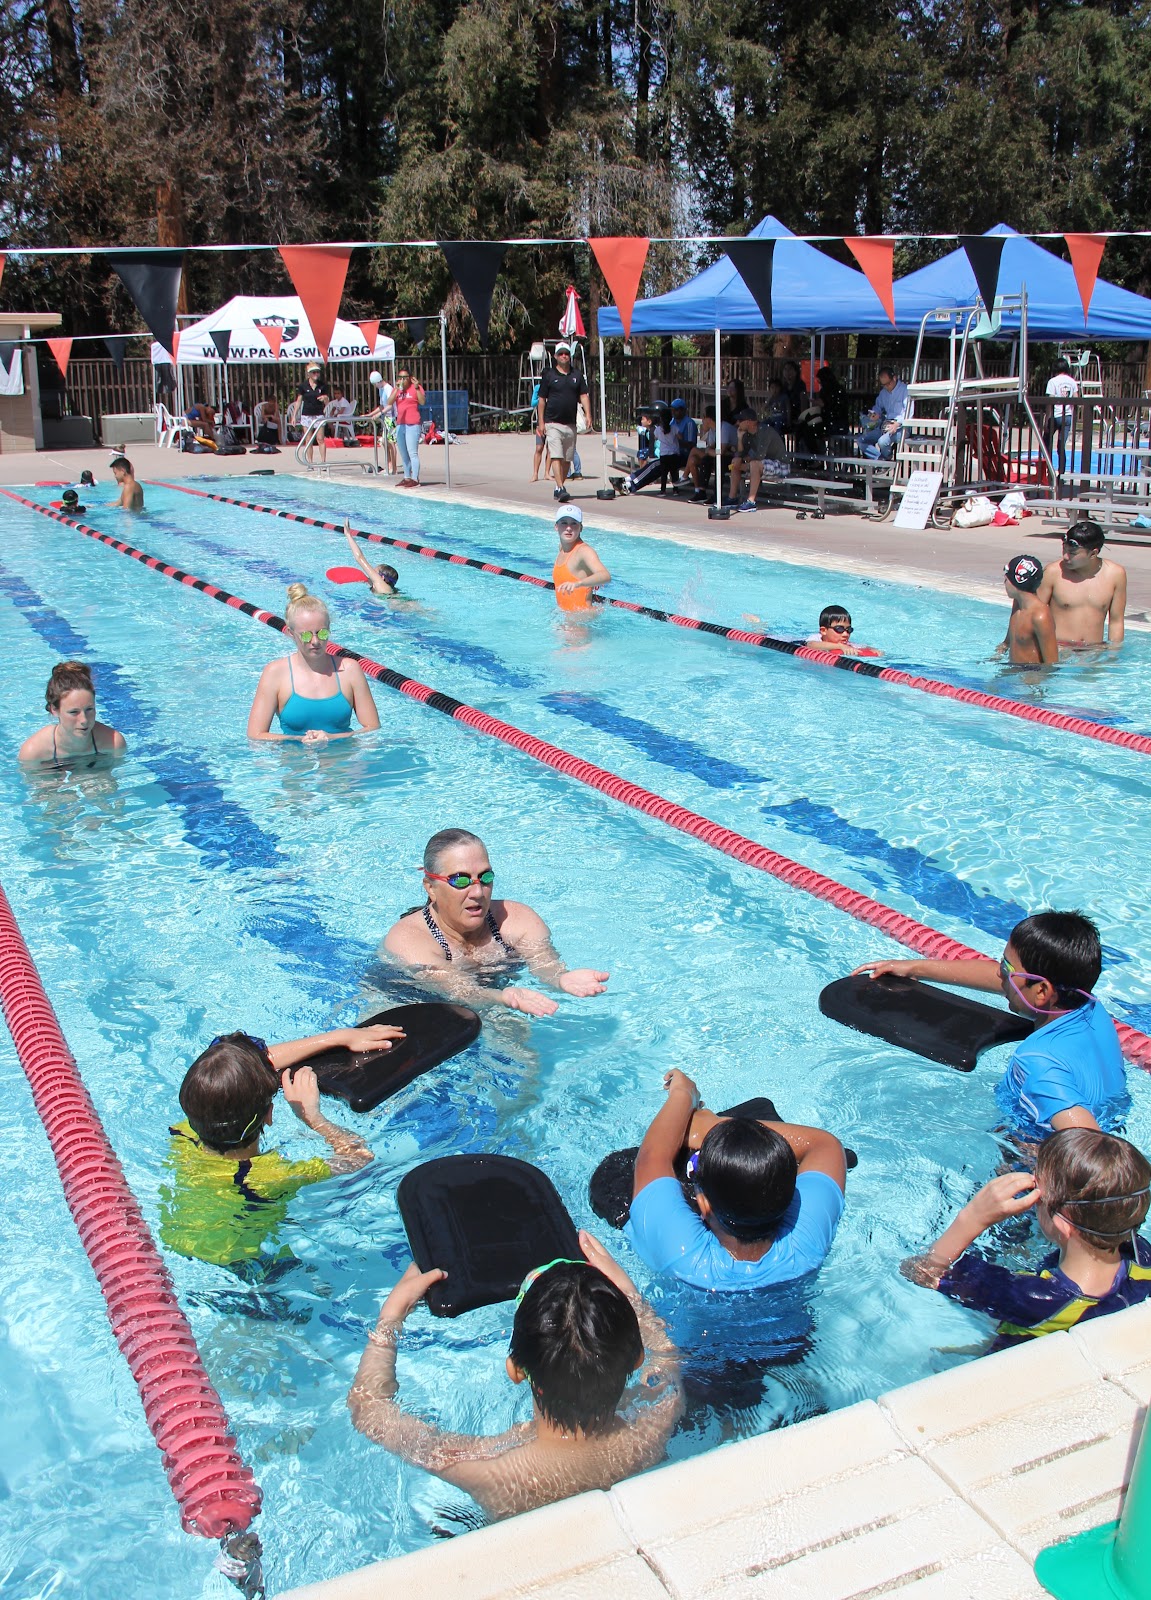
422, 904, 512, 963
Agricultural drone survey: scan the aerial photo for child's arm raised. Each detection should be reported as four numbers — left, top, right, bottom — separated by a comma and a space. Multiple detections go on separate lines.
633, 1069, 700, 1196
902, 1171, 1040, 1288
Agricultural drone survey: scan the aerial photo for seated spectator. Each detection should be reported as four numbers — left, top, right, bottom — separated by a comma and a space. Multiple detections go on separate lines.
853, 911, 1128, 1144
721, 376, 748, 425
625, 1069, 847, 1291
254, 397, 282, 453
793, 391, 827, 455
685, 408, 718, 495
901, 1129, 1151, 1351
728, 409, 786, 511
814, 365, 850, 442
858, 367, 908, 460
348, 1233, 682, 1519
185, 400, 217, 444
807, 604, 881, 657
325, 387, 358, 441
667, 397, 697, 486
779, 360, 808, 427
160, 1025, 396, 1268
616, 409, 682, 495
762, 377, 791, 435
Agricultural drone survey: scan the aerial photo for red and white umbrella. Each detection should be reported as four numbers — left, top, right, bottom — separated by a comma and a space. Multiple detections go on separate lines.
559, 285, 586, 340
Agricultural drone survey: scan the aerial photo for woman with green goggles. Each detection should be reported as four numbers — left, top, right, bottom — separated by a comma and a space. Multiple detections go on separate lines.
247, 582, 380, 744
382, 827, 610, 1018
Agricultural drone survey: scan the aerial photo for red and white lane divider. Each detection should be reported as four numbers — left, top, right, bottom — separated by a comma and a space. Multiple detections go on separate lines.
0, 878, 263, 1571
7, 487, 1149, 1071
156, 481, 1151, 761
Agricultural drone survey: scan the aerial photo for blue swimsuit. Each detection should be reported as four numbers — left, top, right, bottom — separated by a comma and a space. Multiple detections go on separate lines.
277, 658, 353, 736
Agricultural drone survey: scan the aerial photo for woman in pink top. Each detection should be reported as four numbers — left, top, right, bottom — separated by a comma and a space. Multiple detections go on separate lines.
393, 368, 426, 487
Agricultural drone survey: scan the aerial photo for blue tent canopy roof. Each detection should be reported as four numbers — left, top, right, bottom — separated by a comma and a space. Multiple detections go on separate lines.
892, 226, 1151, 340
596, 216, 906, 336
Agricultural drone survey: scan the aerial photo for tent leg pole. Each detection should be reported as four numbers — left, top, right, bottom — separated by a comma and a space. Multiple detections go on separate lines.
599, 337, 608, 490
440, 313, 451, 490
715, 327, 723, 509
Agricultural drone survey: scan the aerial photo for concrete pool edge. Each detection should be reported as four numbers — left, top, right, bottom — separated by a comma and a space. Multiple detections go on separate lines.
277, 1300, 1150, 1600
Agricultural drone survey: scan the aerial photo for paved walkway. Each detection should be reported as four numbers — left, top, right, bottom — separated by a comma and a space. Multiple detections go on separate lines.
5, 435, 1151, 620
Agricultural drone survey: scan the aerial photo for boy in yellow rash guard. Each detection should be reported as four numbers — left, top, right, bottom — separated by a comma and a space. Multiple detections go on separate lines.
161, 1024, 400, 1270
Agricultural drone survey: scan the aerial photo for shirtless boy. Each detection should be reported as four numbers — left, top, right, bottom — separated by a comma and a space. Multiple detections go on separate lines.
1037, 522, 1125, 647
998, 554, 1058, 666
110, 455, 144, 511
552, 507, 610, 612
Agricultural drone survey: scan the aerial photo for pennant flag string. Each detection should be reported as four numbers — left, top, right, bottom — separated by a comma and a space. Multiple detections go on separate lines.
1065, 234, 1107, 326
725, 238, 777, 329
845, 236, 896, 324
959, 234, 1007, 312
439, 242, 507, 349
278, 244, 351, 361
46, 336, 73, 378
107, 250, 184, 355
589, 238, 649, 340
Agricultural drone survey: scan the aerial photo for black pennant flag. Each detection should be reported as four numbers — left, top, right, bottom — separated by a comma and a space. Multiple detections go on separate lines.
210, 329, 232, 364
107, 250, 185, 353
725, 239, 777, 329
103, 336, 130, 373
439, 242, 507, 349
406, 317, 429, 347
0, 341, 18, 372
960, 235, 1007, 313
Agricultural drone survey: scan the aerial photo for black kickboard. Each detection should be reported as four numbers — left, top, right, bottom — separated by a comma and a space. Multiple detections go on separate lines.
819, 973, 1032, 1071
397, 1154, 581, 1317
589, 1097, 836, 1231
306, 1003, 481, 1112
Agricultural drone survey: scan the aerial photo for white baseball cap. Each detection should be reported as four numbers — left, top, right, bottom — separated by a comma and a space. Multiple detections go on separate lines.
369, 369, 383, 384
555, 341, 572, 353
555, 505, 583, 526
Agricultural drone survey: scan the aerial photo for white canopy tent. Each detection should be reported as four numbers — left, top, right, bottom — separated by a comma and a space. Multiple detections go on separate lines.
154, 295, 396, 366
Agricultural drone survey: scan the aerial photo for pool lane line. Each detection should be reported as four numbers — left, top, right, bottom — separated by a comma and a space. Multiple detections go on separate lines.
154, 481, 1151, 762
0, 877, 263, 1556
12, 489, 1151, 1074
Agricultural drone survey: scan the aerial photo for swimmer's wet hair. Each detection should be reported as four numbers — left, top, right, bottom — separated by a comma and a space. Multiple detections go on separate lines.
377, 564, 399, 587
45, 660, 94, 711
695, 1118, 798, 1242
285, 583, 330, 628
509, 1263, 642, 1434
1039, 1129, 1151, 1249
819, 604, 852, 629
109, 455, 133, 474
423, 828, 485, 873
179, 1032, 279, 1154
1010, 910, 1101, 1005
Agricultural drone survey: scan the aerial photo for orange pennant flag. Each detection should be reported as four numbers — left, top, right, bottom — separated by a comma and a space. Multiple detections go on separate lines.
0, 253, 5, 293
1065, 234, 1107, 326
47, 337, 73, 378
278, 245, 352, 361
171, 327, 180, 362
355, 319, 381, 356
845, 237, 896, 325
589, 237, 650, 340
255, 321, 285, 360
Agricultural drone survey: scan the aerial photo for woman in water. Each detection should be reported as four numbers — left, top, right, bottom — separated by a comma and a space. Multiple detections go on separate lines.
384, 828, 609, 1016
19, 661, 127, 768
247, 584, 381, 743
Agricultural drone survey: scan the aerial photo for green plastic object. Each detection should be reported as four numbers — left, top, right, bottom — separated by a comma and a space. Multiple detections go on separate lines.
1035, 1409, 1151, 1599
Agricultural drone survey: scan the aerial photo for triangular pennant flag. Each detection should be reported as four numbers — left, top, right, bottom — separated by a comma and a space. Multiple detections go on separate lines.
959, 235, 1006, 313
210, 329, 232, 363
107, 250, 184, 354
1065, 234, 1107, 326
171, 327, 180, 362
103, 336, 130, 373
845, 236, 896, 325
355, 319, 380, 355
406, 317, 429, 346
0, 253, 5, 293
254, 321, 284, 360
0, 341, 18, 371
47, 337, 73, 378
278, 245, 351, 361
724, 238, 777, 329
439, 242, 507, 349
589, 238, 650, 340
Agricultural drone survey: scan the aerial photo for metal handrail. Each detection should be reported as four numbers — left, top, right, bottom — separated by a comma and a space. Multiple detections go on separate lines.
293, 414, 383, 474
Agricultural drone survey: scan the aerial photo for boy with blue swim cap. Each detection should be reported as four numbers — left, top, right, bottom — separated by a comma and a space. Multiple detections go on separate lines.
854, 910, 1127, 1143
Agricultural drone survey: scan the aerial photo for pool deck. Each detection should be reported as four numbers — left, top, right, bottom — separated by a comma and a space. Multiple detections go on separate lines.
280, 1303, 1151, 1600
5, 434, 1151, 621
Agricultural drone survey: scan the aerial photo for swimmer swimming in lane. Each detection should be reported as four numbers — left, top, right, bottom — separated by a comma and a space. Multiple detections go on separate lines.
340, 520, 405, 599
247, 584, 381, 743
18, 661, 127, 769
383, 828, 609, 1017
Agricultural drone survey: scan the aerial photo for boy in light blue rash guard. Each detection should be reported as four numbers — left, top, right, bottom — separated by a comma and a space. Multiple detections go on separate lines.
853, 910, 1127, 1144
625, 1070, 846, 1291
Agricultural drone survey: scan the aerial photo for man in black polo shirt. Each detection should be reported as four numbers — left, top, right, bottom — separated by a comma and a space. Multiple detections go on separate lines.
294, 361, 331, 465
536, 343, 593, 503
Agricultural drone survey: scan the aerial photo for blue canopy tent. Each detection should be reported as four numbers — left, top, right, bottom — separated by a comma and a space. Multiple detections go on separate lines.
597, 215, 912, 337
891, 225, 1151, 340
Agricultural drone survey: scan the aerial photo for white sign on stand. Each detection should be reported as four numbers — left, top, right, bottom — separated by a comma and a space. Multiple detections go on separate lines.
894, 470, 944, 529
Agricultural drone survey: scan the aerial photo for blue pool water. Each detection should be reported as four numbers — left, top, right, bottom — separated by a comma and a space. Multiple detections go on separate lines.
1, 474, 1150, 1598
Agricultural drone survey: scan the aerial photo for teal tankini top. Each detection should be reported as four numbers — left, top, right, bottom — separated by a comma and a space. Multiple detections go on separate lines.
278, 657, 354, 736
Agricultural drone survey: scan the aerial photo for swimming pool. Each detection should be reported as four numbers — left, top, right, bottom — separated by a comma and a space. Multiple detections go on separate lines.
1, 474, 1148, 1598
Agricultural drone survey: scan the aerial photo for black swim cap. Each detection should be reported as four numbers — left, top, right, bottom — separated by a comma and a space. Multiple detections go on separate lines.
1004, 554, 1043, 592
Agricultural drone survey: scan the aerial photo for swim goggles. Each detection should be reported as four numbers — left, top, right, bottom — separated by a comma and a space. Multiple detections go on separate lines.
297, 627, 331, 643
426, 869, 495, 890
998, 955, 1091, 1014
827, 623, 853, 635
515, 1258, 585, 1305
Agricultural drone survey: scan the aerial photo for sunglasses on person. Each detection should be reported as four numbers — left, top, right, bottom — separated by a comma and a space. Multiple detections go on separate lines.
426, 869, 495, 889
296, 627, 331, 643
